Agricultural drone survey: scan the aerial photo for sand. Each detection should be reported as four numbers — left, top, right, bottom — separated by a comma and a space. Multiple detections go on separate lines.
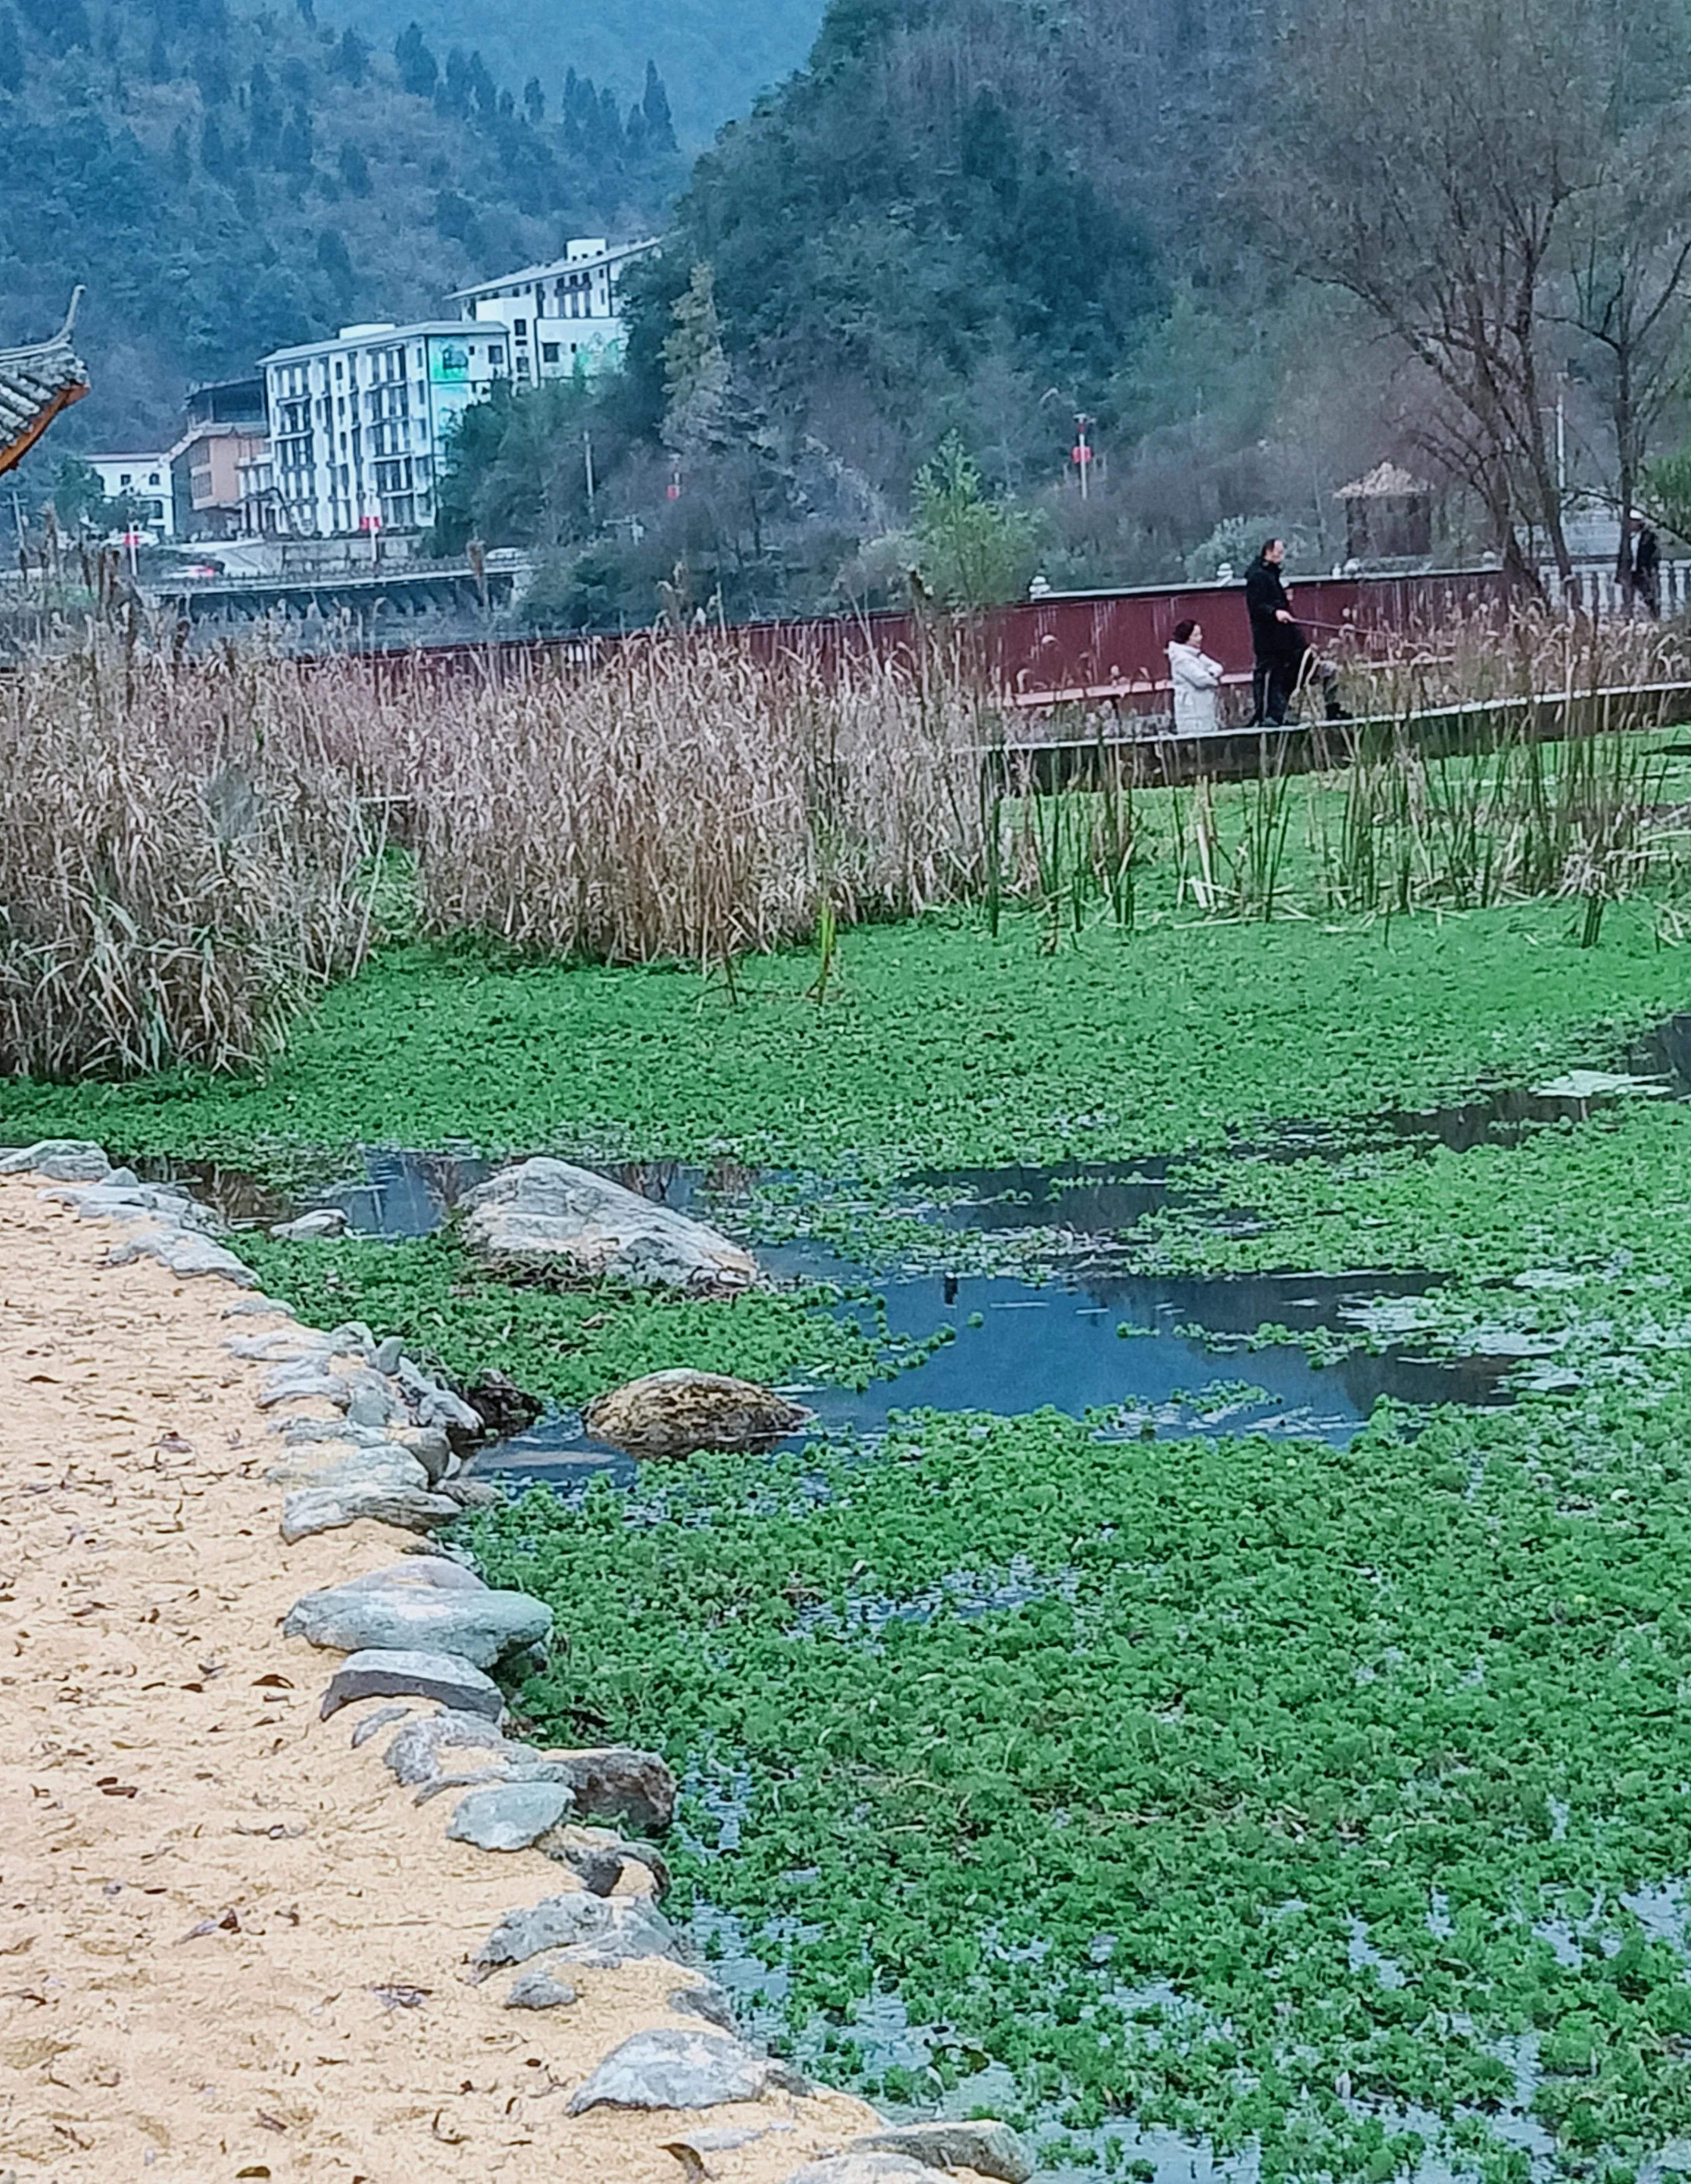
0, 1178, 888, 2183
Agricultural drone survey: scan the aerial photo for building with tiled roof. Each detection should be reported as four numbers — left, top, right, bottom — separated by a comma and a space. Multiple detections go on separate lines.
0, 292, 89, 476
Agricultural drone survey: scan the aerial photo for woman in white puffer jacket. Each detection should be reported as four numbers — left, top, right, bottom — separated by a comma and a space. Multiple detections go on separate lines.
1168, 618, 1225, 735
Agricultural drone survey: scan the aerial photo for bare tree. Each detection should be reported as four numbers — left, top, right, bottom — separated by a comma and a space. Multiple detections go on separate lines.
1559, 106, 1691, 592
1252, 0, 1616, 585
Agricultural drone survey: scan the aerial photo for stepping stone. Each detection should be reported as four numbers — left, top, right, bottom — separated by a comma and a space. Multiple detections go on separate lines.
852, 2120, 1035, 2182
474, 1892, 680, 1969
565, 2026, 806, 2115
0, 1139, 110, 1180
544, 1745, 677, 1833
268, 1208, 348, 1239
446, 1781, 574, 1851
778, 2159, 932, 2183
321, 1648, 504, 1722
283, 1580, 550, 1668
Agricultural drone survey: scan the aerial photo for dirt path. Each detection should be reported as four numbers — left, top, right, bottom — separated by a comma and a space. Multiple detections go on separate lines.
0, 1178, 884, 2183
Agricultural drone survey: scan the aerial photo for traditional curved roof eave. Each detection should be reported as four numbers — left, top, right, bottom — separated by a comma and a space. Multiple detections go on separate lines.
0, 290, 90, 479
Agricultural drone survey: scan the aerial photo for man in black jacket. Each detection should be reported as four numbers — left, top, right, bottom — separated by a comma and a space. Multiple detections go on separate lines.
1244, 539, 1346, 725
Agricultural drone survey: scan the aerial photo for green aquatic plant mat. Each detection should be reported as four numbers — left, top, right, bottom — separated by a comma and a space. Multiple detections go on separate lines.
467, 1404, 1691, 2180
4, 900, 1689, 1175
237, 1234, 917, 1405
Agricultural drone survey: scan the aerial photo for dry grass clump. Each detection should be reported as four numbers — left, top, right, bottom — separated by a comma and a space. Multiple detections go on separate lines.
394, 641, 991, 963
0, 649, 380, 1079
1343, 605, 1691, 717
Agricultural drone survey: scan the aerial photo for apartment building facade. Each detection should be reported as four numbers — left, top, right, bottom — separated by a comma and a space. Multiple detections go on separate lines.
85, 451, 175, 539
449, 236, 658, 386
259, 321, 510, 538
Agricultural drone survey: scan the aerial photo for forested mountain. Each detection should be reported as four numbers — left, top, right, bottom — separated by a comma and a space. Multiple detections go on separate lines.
0, 0, 682, 448
434, 0, 1691, 626
320, 0, 826, 144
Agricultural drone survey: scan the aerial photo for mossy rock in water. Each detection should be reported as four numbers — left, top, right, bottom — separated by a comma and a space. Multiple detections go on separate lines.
584, 1368, 809, 1459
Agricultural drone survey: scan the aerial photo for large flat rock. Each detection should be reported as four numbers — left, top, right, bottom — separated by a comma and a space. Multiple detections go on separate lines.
458, 1158, 758, 1291
321, 1648, 504, 1721
283, 1580, 551, 1669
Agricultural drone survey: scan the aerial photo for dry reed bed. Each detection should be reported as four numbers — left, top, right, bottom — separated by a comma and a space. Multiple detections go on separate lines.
338, 642, 994, 964
7, 621, 1691, 1083
0, 651, 378, 1079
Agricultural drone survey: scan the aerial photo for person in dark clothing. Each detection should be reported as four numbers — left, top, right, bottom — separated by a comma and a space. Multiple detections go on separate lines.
1244, 538, 1347, 723
1634, 524, 1661, 618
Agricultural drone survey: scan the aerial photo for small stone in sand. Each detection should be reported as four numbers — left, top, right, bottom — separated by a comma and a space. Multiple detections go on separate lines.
669, 1983, 737, 2032
504, 1970, 578, 2010
350, 1704, 412, 1748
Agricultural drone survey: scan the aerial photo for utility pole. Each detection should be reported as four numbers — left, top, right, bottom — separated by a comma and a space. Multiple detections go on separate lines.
583, 428, 596, 521
1072, 412, 1094, 502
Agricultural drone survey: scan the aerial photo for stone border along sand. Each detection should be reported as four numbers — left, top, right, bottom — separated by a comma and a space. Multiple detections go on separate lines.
0, 1140, 1031, 2184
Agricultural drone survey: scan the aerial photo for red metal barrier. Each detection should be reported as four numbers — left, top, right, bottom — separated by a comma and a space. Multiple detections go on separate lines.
359, 568, 1514, 706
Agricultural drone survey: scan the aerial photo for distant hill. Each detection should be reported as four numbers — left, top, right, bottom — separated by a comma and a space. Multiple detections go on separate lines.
317, 0, 826, 144
0, 0, 683, 452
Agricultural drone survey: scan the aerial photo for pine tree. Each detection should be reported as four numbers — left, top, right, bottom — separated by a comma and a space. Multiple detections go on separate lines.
248, 60, 279, 149
331, 29, 368, 85
523, 75, 544, 125
316, 225, 353, 295
146, 25, 169, 82
200, 110, 230, 180
467, 50, 496, 123
593, 84, 624, 159
279, 98, 314, 177
437, 46, 469, 119
641, 61, 676, 155
194, 44, 230, 104
169, 120, 191, 184
393, 21, 437, 99
336, 139, 371, 196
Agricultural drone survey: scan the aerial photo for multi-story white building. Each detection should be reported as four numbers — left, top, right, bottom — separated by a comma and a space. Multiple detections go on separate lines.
258, 321, 511, 537
449, 236, 658, 386
84, 452, 175, 539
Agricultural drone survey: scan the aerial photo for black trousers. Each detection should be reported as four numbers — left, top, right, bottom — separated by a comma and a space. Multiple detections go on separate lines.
1252, 649, 1342, 725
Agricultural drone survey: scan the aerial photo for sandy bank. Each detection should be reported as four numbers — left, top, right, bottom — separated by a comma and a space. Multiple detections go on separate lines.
0, 1176, 890, 2182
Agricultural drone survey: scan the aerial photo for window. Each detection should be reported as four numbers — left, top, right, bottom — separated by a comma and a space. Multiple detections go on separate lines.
541, 343, 560, 364
515, 318, 528, 338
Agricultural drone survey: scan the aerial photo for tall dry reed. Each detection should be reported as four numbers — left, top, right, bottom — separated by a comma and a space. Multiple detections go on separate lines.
376, 640, 994, 964
0, 646, 380, 1079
